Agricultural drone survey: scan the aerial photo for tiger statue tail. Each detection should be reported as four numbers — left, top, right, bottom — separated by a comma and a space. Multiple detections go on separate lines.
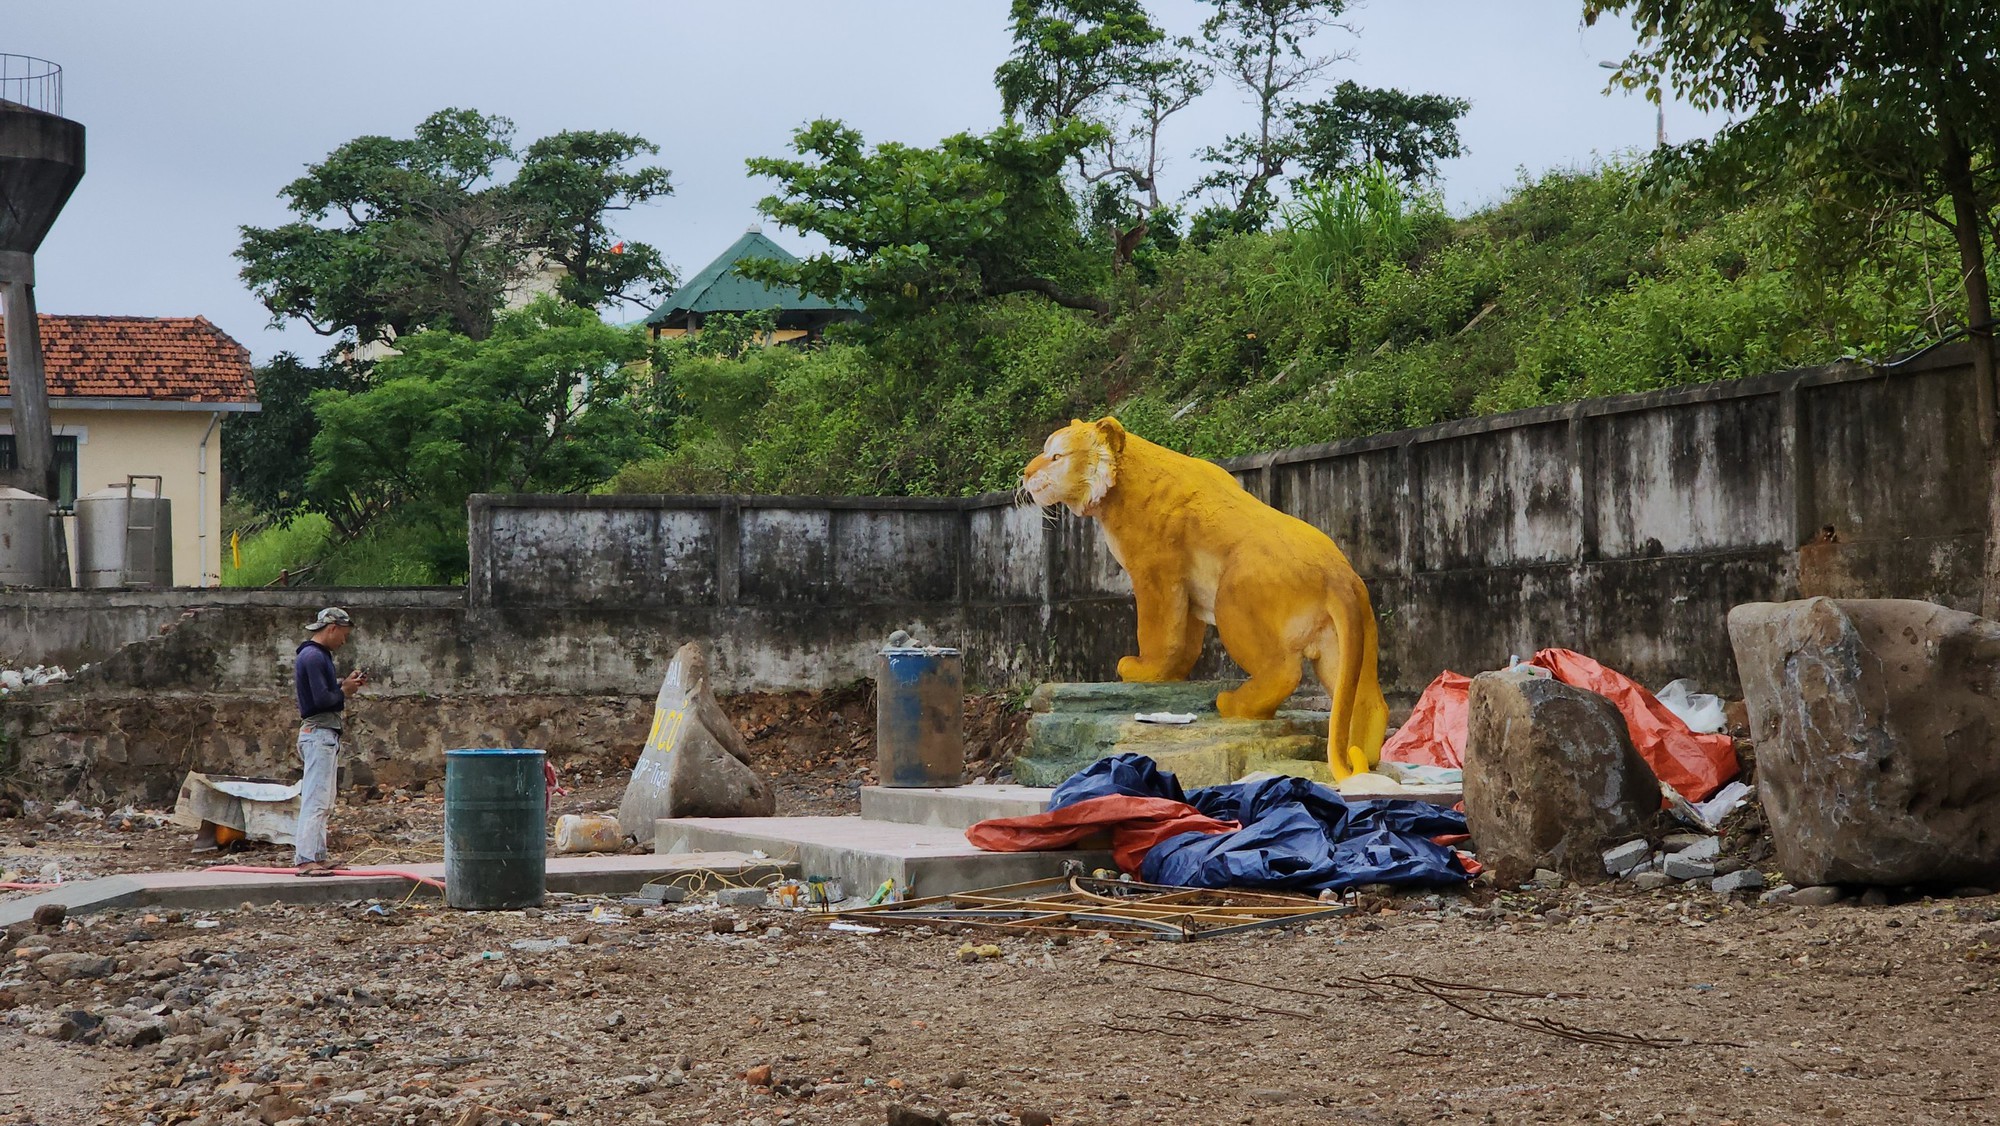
1314, 582, 1389, 782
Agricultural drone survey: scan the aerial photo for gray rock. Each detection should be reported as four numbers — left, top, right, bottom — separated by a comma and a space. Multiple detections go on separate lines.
1662, 832, 1707, 850
1674, 837, 1720, 862
1730, 598, 2000, 887
101, 1013, 165, 1047
638, 883, 689, 904
37, 953, 115, 984
1631, 871, 1673, 891
1759, 883, 1796, 904
1602, 840, 1651, 876
1787, 885, 1845, 907
617, 641, 775, 841
716, 887, 769, 908
1527, 868, 1564, 890
1463, 670, 1661, 885
1712, 869, 1766, 894
1664, 855, 1716, 880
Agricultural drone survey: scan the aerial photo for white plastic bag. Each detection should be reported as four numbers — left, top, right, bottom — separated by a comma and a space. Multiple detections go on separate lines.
1656, 678, 1726, 734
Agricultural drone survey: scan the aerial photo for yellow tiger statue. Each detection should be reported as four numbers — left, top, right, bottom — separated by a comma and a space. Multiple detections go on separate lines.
1022, 417, 1389, 778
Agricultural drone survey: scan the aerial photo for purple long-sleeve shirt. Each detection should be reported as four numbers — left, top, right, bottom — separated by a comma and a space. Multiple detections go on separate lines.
294, 640, 345, 729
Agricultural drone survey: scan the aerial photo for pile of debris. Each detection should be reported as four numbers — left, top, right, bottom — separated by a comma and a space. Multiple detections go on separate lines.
0, 663, 72, 695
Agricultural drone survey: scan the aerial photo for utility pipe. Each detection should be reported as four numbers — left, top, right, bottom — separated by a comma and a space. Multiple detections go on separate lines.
197, 410, 220, 586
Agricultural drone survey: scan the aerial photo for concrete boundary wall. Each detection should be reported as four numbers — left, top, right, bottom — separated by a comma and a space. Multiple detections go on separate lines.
8, 344, 1985, 705
466, 344, 1987, 700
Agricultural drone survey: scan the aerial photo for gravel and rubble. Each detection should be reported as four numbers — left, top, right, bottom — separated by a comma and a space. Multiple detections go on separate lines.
5, 878, 2000, 1124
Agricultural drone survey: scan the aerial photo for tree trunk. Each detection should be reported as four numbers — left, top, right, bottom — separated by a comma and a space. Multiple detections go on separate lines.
985, 276, 1111, 315
1948, 162, 2000, 617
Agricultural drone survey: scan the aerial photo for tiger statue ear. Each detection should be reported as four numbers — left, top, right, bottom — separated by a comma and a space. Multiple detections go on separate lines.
1094, 417, 1128, 452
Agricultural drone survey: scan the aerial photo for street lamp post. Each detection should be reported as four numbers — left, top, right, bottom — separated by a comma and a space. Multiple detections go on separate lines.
1600, 60, 1665, 150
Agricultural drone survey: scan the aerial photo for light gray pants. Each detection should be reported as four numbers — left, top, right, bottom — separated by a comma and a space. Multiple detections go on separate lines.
293, 726, 340, 865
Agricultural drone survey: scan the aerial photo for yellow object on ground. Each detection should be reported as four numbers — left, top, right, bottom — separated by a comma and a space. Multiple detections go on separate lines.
1022, 417, 1389, 778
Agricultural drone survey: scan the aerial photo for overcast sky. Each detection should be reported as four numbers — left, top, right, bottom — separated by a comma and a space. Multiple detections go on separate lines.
9, 1, 1720, 363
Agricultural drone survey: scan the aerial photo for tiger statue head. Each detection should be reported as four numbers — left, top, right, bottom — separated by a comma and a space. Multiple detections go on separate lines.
1021, 417, 1123, 516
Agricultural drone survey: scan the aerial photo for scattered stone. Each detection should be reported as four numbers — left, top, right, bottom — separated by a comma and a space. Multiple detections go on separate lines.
1760, 883, 1797, 904
744, 1063, 774, 1087
619, 641, 776, 842
1674, 837, 1721, 862
1730, 598, 2000, 886
1463, 669, 1660, 885
716, 887, 769, 909
1602, 840, 1651, 876
887, 1106, 946, 1126
1712, 869, 1765, 894
1631, 871, 1673, 892
1019, 1111, 1054, 1126
101, 1013, 166, 1048
30, 903, 65, 928
54, 1009, 102, 1043
37, 952, 115, 984
328, 1090, 371, 1106
1787, 885, 1844, 907
258, 1093, 309, 1124
1663, 855, 1717, 881
639, 883, 689, 904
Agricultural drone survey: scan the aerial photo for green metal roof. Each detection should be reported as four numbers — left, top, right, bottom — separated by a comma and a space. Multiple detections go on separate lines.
644, 229, 862, 325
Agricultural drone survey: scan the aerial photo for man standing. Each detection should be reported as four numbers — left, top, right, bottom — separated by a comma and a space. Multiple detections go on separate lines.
293, 607, 366, 875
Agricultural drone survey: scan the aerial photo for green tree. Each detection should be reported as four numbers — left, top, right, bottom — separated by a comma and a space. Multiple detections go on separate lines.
1583, 0, 2000, 608
746, 119, 1111, 316
1195, 0, 1353, 226
1289, 81, 1469, 185
221, 353, 363, 517
996, 0, 1208, 267
307, 298, 653, 538
995, 0, 1164, 129
512, 130, 677, 310
238, 109, 674, 346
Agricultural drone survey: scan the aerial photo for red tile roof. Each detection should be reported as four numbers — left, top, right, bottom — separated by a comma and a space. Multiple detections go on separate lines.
0, 315, 257, 404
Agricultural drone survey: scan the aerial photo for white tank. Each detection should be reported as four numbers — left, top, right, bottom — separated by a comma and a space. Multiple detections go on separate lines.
74, 486, 172, 589
0, 487, 50, 587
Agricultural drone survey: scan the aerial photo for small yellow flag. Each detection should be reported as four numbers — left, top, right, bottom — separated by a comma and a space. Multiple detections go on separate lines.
230, 530, 240, 571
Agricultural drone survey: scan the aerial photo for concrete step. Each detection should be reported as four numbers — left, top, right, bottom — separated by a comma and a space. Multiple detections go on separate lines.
655, 815, 1112, 898
858, 784, 1053, 829
0, 852, 790, 927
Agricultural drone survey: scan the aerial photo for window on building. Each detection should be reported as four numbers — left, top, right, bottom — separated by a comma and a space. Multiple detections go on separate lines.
0, 434, 79, 510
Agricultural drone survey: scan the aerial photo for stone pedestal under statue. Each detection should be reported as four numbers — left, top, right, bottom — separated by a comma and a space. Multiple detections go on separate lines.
1014, 682, 1463, 805
1014, 681, 1334, 788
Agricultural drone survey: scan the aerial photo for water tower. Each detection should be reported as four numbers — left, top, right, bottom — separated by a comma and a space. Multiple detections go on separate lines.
0, 55, 84, 586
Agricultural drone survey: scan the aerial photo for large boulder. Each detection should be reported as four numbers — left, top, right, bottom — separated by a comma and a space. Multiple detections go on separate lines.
1728, 598, 2000, 887
1463, 669, 1660, 885
617, 642, 774, 843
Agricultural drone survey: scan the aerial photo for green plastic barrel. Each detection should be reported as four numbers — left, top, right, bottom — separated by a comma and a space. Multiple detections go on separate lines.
443, 748, 547, 910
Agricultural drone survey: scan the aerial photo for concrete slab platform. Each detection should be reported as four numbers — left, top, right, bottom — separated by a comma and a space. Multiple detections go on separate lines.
655, 816, 1114, 898
0, 851, 788, 926
859, 784, 1053, 829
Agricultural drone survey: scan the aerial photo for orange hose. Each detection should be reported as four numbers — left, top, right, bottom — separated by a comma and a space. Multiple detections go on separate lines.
206, 864, 446, 890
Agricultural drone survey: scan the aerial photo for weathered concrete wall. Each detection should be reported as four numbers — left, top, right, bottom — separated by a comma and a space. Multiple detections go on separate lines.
464, 347, 1985, 702
4, 346, 1987, 801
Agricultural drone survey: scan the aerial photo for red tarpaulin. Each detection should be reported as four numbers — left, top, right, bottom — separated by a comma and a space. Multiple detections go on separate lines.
963, 794, 1239, 873
1379, 649, 1737, 803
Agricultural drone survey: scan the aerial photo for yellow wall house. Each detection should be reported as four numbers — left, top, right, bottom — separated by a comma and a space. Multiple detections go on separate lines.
0, 314, 258, 587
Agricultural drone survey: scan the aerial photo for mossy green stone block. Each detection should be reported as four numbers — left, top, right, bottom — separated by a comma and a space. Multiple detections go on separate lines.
1014, 682, 1334, 788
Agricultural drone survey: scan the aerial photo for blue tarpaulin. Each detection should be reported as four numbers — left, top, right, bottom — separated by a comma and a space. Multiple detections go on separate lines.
1048, 754, 1472, 892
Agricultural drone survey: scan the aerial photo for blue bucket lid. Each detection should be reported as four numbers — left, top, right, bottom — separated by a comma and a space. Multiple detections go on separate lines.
445, 748, 546, 757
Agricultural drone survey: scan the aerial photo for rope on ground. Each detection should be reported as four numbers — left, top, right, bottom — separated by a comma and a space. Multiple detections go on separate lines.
1103, 955, 1742, 1051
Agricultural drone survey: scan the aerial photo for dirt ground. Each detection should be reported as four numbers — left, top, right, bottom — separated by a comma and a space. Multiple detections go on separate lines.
6, 690, 2000, 1124
4, 877, 2000, 1125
